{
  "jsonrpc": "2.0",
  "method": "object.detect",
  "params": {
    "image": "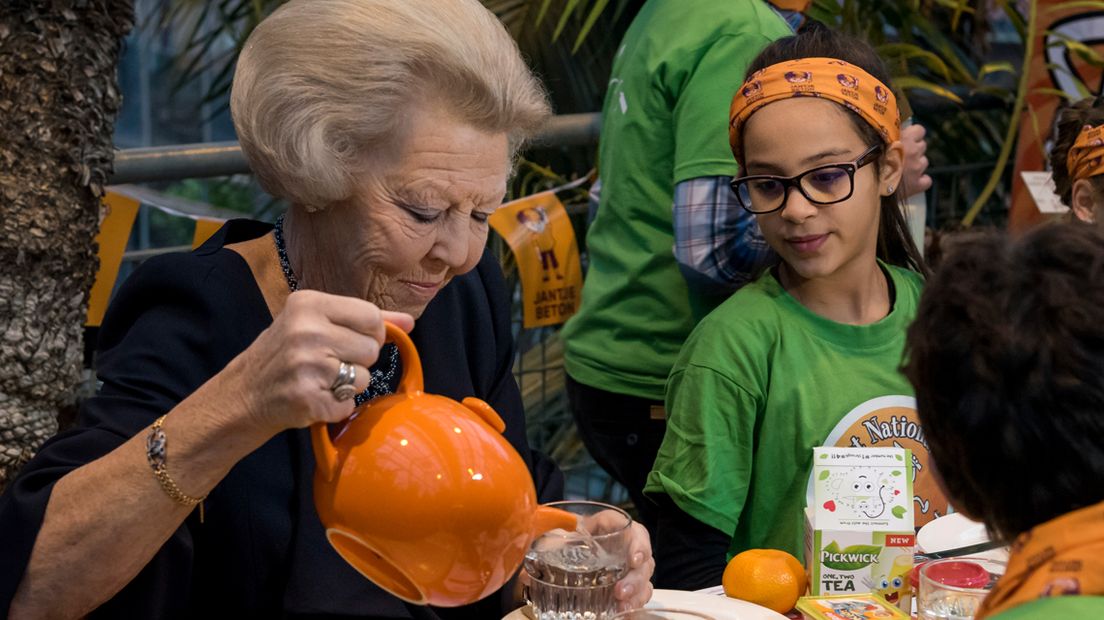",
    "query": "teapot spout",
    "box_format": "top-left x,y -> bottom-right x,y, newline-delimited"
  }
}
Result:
531,505 -> 578,538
